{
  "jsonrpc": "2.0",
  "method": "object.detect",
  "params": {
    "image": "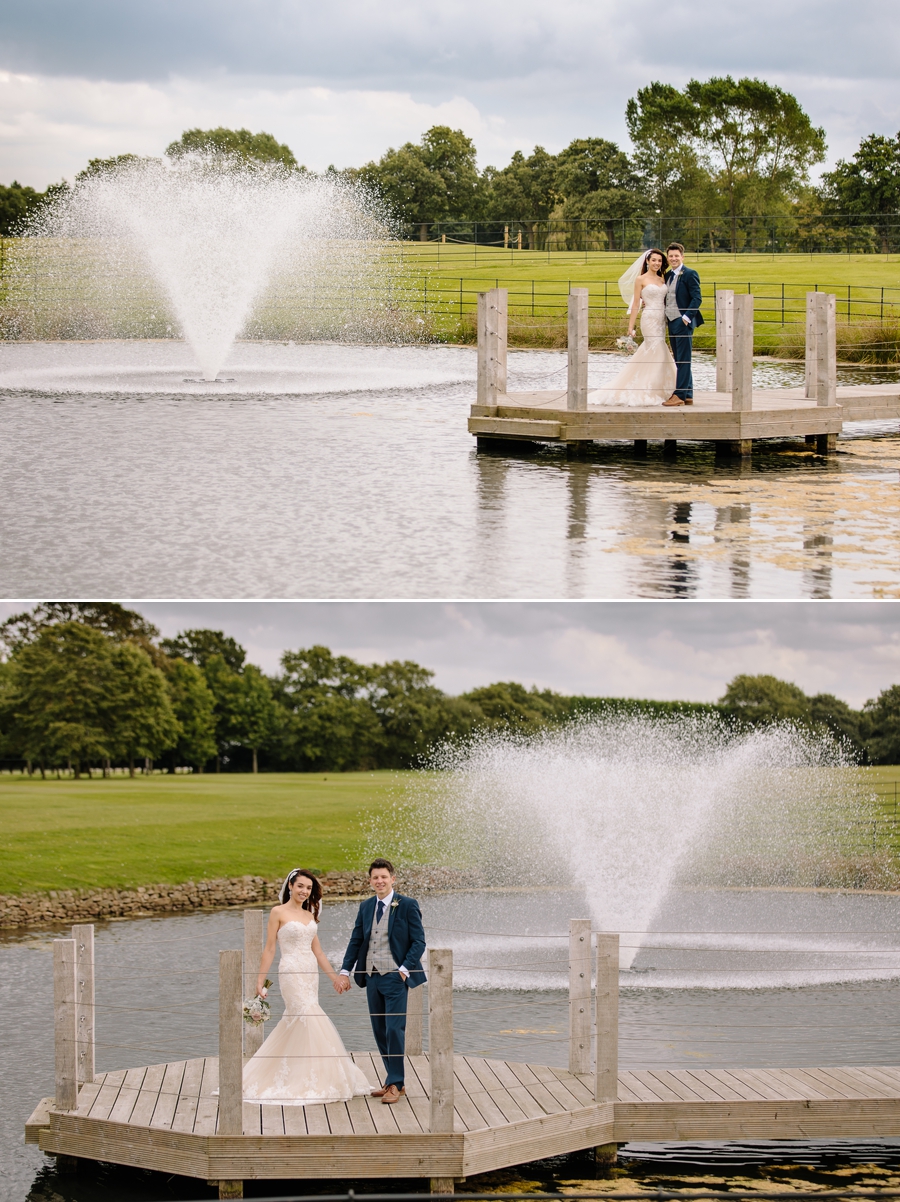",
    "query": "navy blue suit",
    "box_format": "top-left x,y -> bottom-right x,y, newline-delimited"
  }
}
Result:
665,266 -> 704,400
341,893 -> 426,1088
